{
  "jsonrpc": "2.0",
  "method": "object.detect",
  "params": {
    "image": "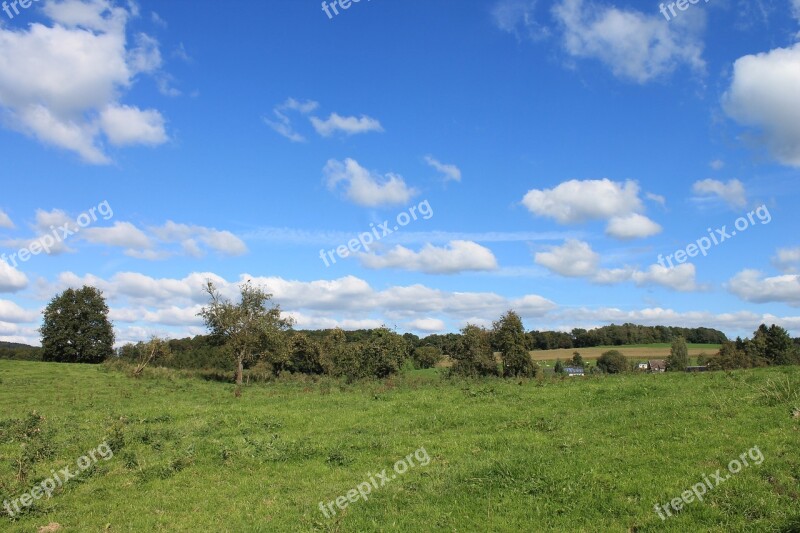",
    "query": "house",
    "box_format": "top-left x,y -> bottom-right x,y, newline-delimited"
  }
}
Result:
648,360 -> 667,373
637,362 -> 648,370
564,366 -> 585,377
